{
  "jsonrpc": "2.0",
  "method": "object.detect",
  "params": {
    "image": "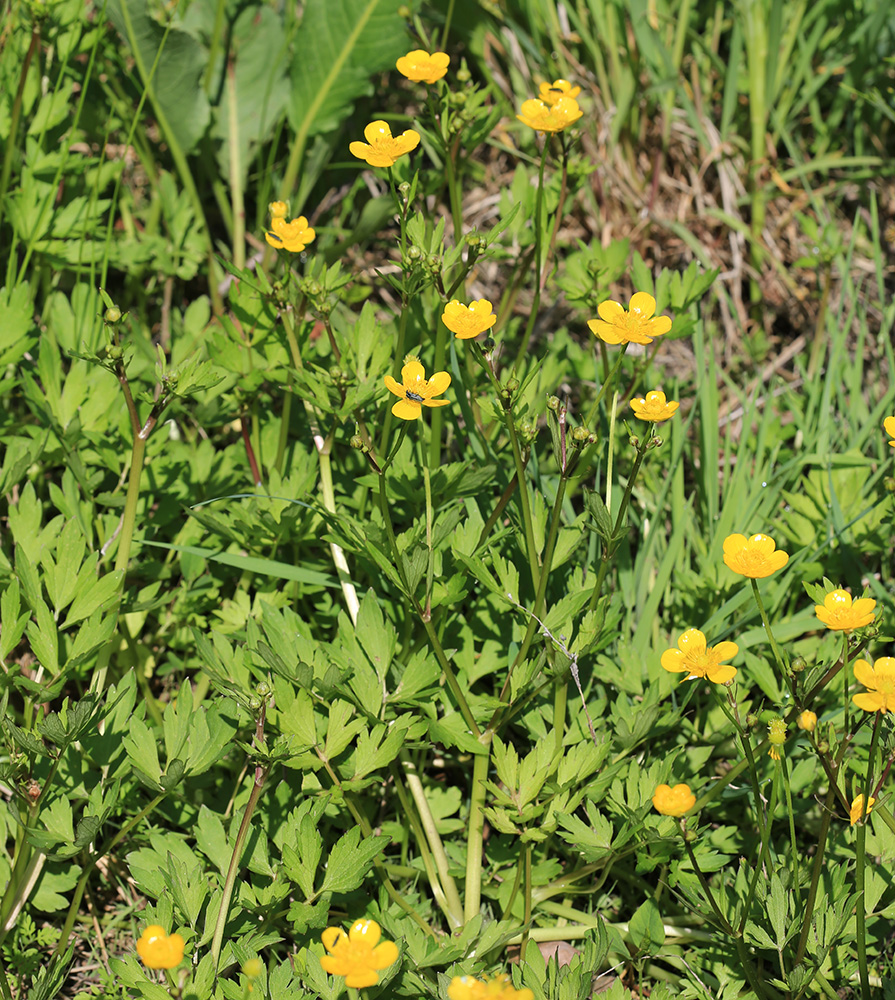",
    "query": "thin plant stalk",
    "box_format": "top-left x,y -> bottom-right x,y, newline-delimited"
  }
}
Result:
401,756 -> 464,928
464,735 -> 491,922
514,140 -> 550,370
855,712 -> 881,1000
